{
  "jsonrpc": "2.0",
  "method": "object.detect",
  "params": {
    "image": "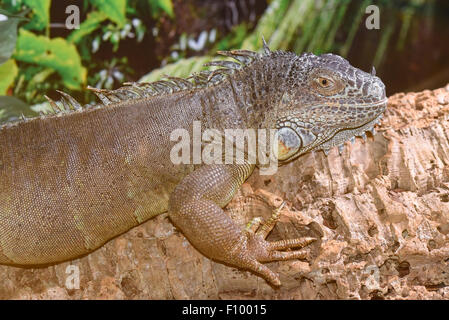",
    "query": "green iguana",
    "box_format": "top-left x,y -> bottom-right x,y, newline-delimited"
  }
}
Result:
0,42 -> 386,286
